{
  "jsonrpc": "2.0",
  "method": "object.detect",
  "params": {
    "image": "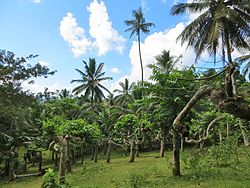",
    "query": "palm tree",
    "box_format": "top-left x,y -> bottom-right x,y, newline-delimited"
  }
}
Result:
149,50 -> 182,75
125,7 -> 155,83
171,0 -> 250,97
113,78 -> 135,107
71,58 -> 112,108
235,54 -> 250,80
